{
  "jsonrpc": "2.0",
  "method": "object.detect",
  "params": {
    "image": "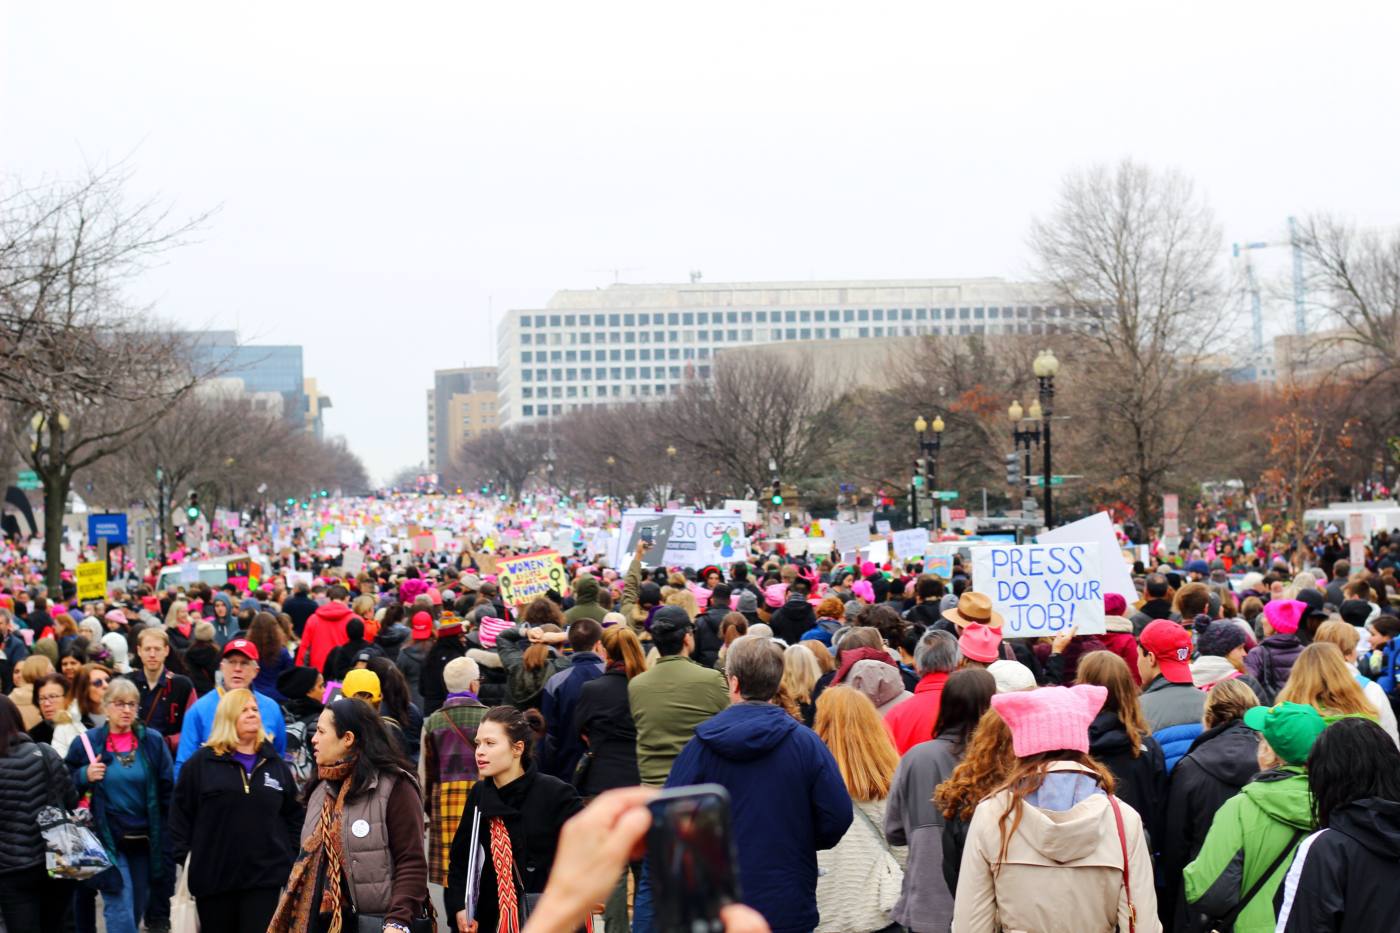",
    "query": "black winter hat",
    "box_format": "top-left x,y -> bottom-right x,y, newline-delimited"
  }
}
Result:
277,665 -> 319,698
1197,621 -> 1248,658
